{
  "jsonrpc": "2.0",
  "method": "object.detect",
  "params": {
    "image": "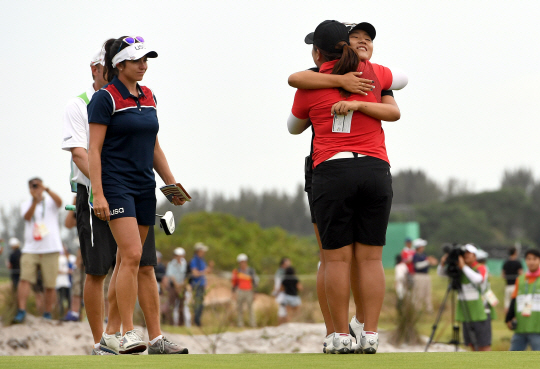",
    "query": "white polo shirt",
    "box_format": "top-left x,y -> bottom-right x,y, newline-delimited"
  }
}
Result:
20,194 -> 63,254
61,85 -> 96,188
